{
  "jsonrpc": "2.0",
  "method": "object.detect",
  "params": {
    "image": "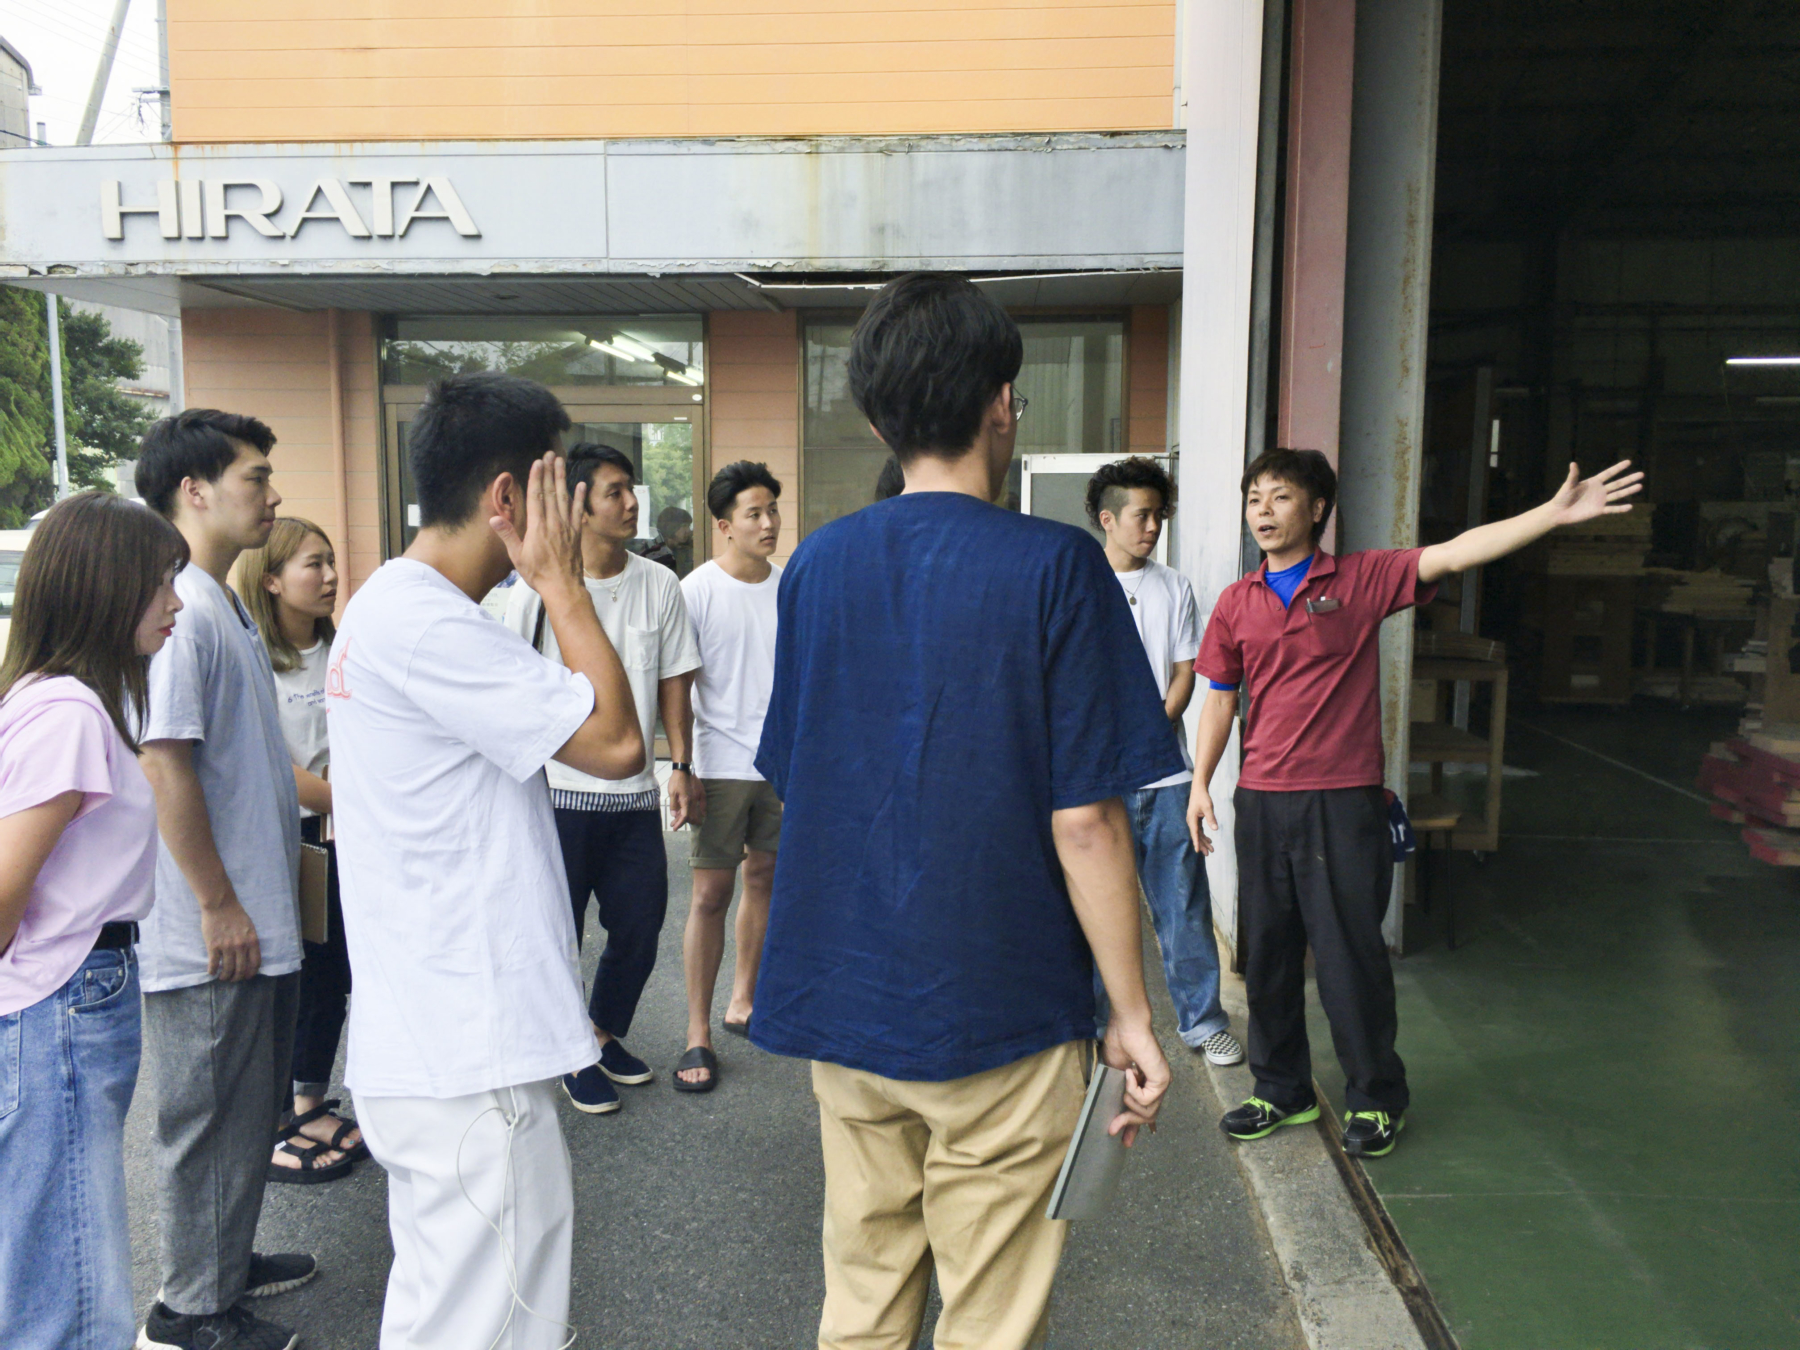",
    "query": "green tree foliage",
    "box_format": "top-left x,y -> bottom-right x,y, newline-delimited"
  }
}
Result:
56,301 -> 155,492
0,287 -> 53,528
0,293 -> 156,525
